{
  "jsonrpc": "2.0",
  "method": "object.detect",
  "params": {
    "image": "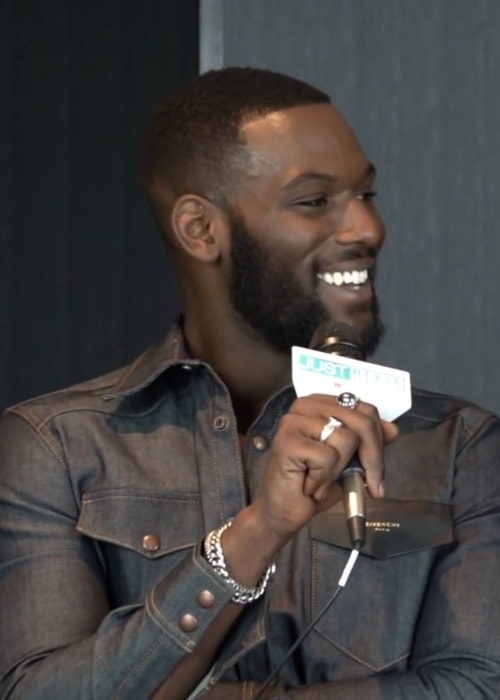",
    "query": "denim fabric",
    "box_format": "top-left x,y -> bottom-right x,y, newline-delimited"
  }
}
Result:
1,324 -> 500,699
